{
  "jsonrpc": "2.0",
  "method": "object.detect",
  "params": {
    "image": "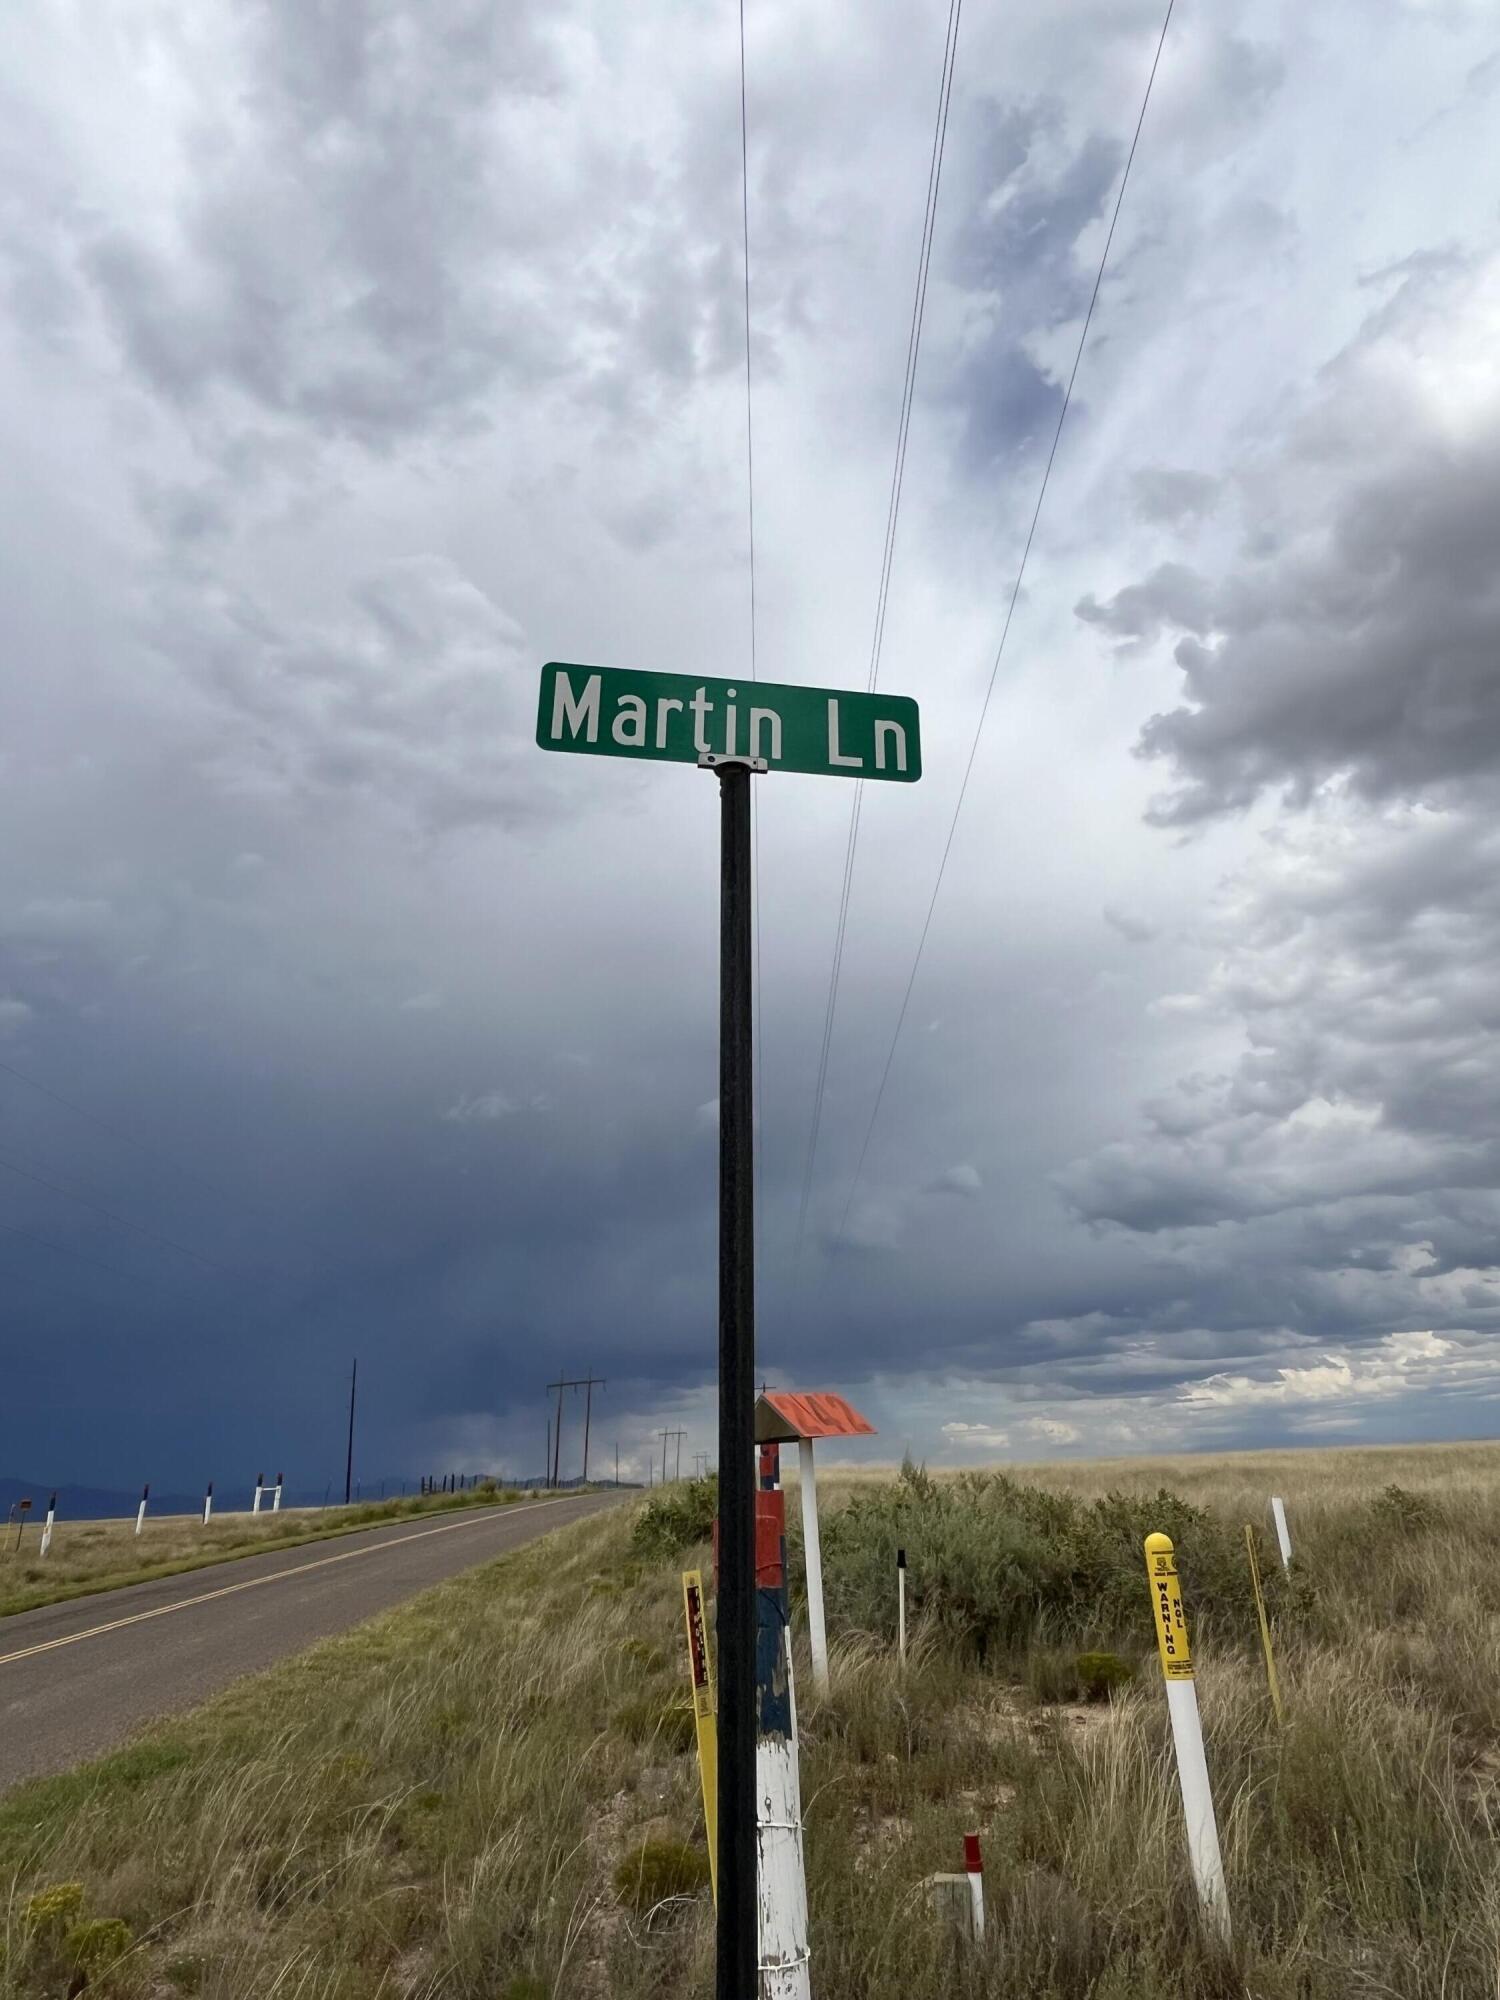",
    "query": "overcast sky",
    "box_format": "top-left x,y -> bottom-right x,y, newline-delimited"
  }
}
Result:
3,1 -> 1499,1493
